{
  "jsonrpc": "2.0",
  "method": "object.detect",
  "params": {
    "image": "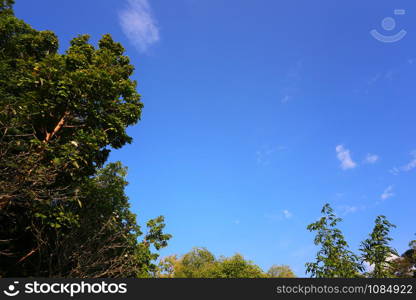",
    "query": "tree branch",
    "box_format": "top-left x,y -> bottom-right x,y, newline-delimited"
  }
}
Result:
44,111 -> 70,143
17,247 -> 39,263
